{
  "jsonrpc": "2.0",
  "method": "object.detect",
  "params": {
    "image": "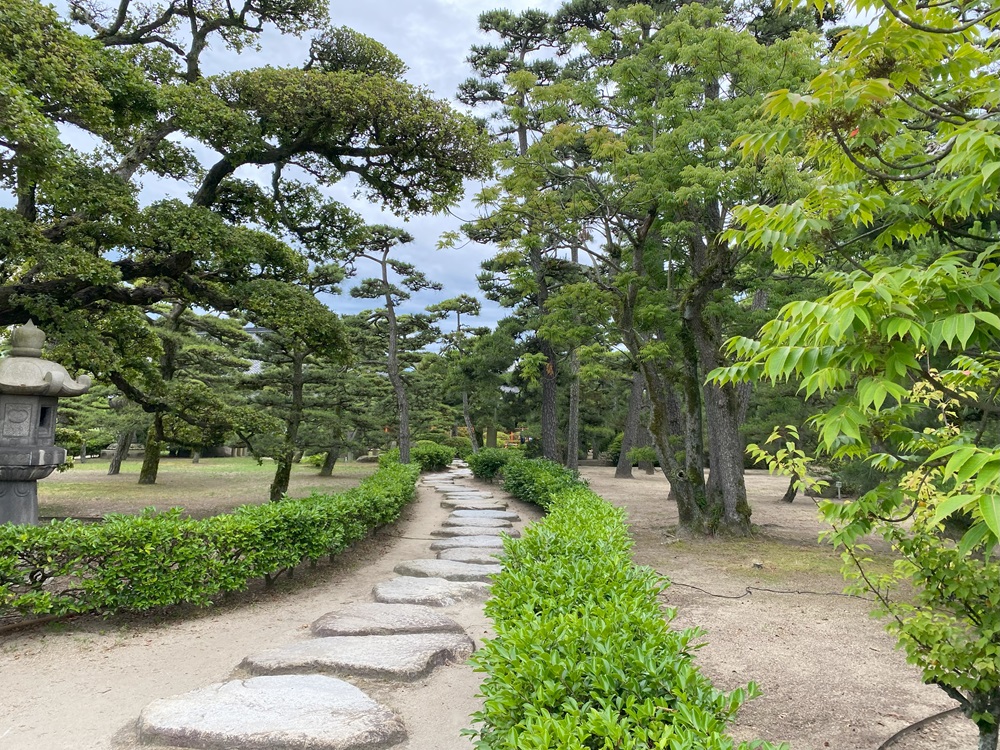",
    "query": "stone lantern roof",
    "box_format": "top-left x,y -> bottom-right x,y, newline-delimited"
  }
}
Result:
0,321 -> 92,397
